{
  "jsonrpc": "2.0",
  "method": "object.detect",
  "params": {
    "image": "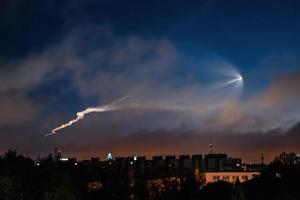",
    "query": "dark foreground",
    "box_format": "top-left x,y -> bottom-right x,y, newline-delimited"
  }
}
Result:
0,150 -> 299,200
